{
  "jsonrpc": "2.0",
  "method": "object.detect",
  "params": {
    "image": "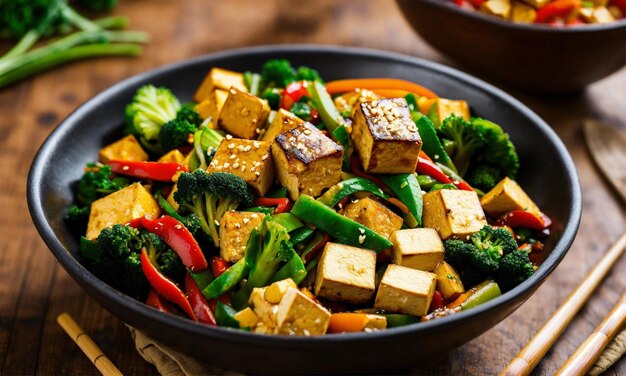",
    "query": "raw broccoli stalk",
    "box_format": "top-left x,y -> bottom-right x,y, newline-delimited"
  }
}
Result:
470,225 -> 518,260
76,163 -> 129,205
232,220 -> 298,309
496,250 -> 534,292
439,114 -> 485,177
466,165 -> 502,192
174,170 -> 254,247
444,239 -> 499,288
